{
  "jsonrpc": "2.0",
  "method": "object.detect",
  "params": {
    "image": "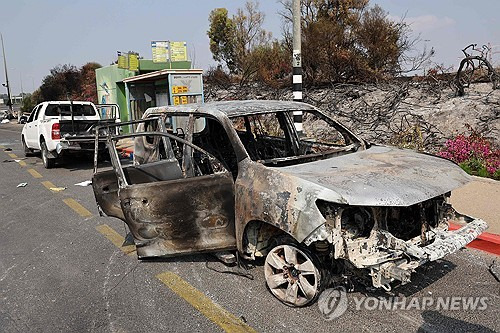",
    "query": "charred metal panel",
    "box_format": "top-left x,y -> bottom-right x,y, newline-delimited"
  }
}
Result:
235,159 -> 346,251
275,145 -> 471,206
92,169 -> 125,220
119,172 -> 236,258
